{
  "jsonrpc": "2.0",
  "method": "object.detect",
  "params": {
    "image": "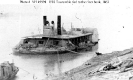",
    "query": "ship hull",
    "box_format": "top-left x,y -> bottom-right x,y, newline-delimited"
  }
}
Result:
13,48 -> 72,54
13,42 -> 98,54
